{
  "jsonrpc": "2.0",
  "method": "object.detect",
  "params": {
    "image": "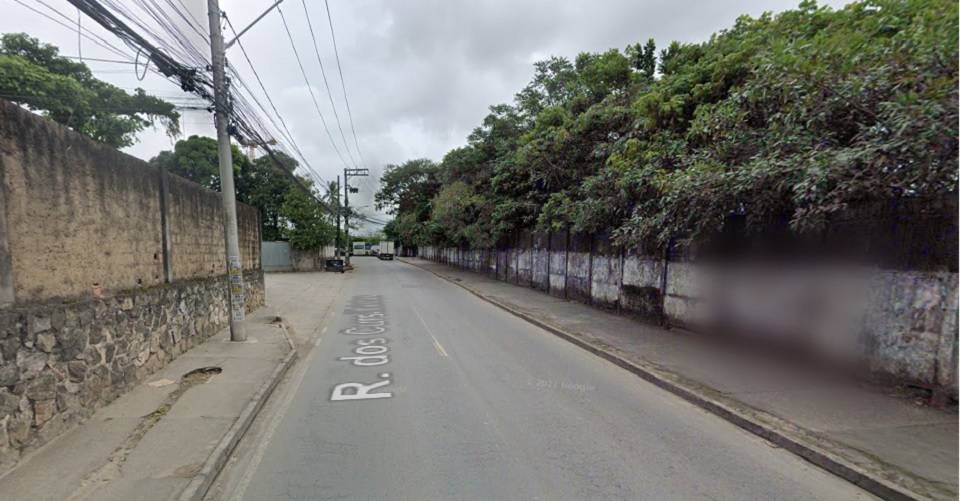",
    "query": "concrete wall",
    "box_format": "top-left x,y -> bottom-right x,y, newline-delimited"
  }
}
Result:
621,252 -> 664,320
590,235 -> 620,309
548,230 -> 567,298
262,241 -> 293,272
261,241 -> 337,272
531,232 -> 550,292
565,234 -> 592,304
419,225 -> 959,398
1,103 -> 165,301
0,100 -> 265,471
0,100 -> 261,301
